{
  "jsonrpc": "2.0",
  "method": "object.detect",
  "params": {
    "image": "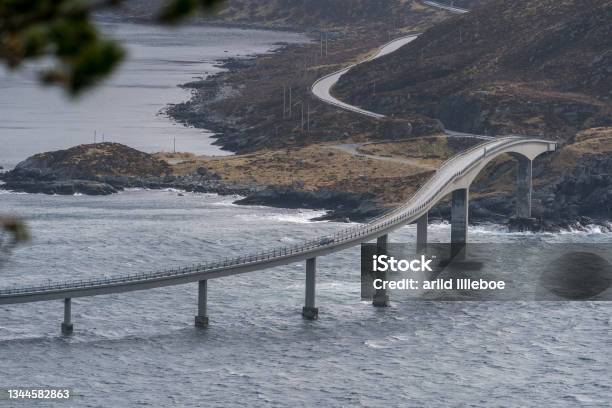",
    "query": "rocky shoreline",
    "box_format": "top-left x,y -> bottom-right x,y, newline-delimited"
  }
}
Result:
4,168 -> 610,231
165,56 -> 256,152
3,3 -> 610,232
0,143 -> 384,222
0,172 -> 385,223
2,142 -> 611,231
